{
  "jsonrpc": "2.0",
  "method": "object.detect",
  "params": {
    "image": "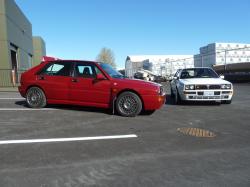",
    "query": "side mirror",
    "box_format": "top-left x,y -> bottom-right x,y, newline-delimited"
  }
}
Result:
220,75 -> 225,79
173,76 -> 179,80
96,73 -> 107,80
